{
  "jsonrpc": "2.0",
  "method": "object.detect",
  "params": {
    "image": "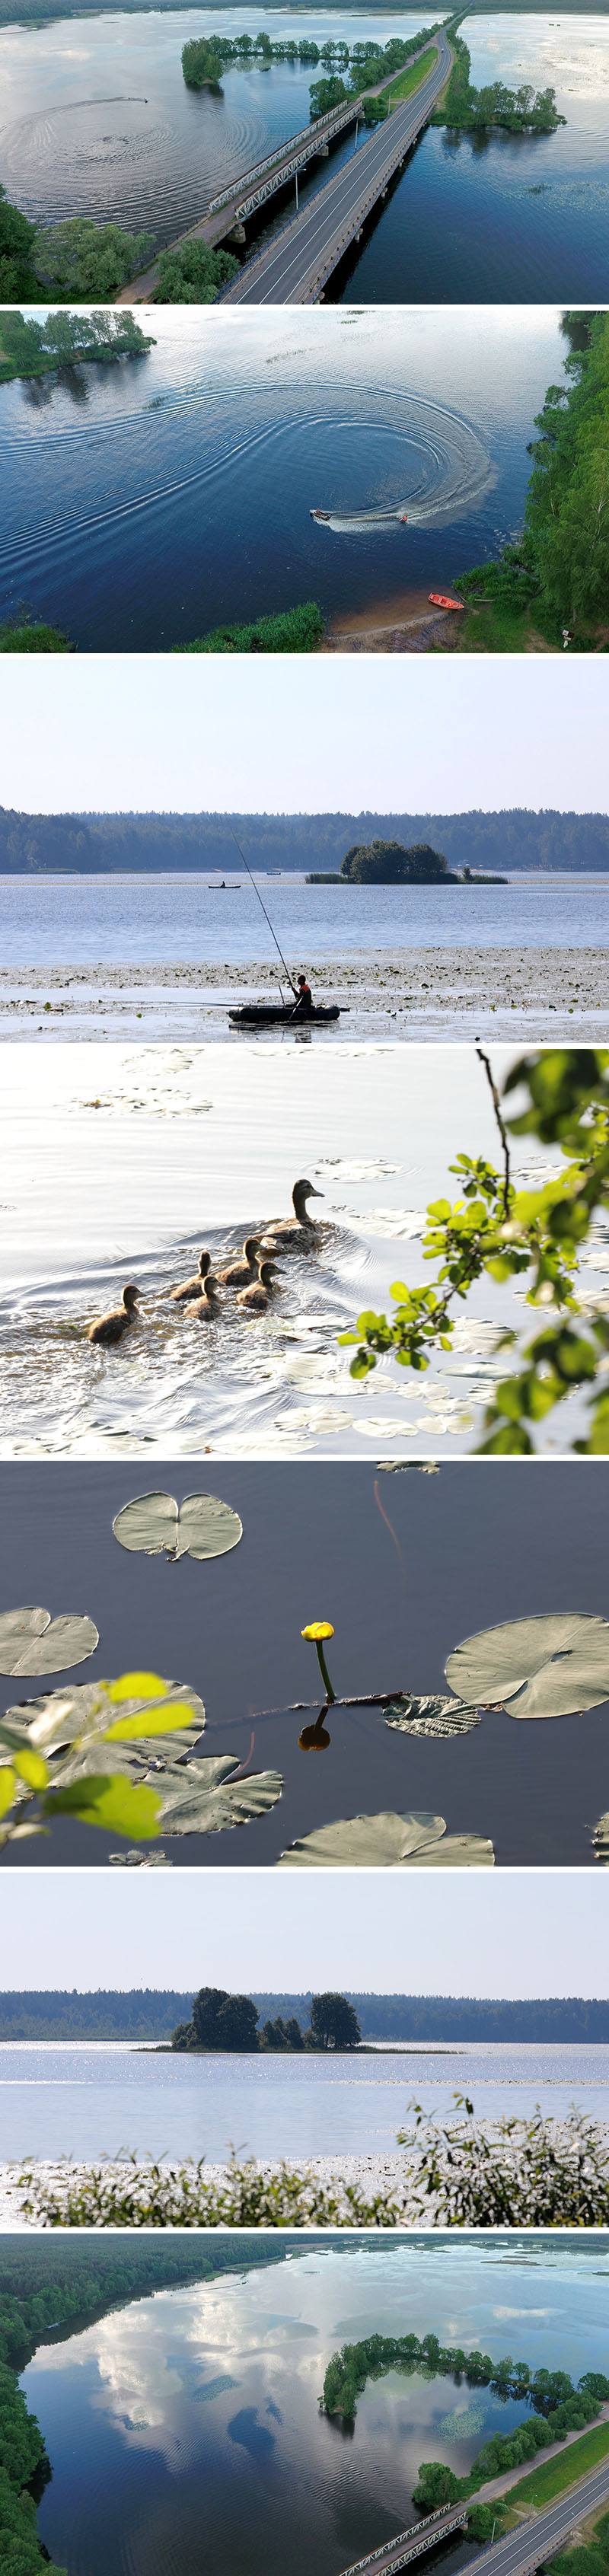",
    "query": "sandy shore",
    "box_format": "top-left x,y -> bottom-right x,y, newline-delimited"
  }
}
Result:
1,948 -> 607,1043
